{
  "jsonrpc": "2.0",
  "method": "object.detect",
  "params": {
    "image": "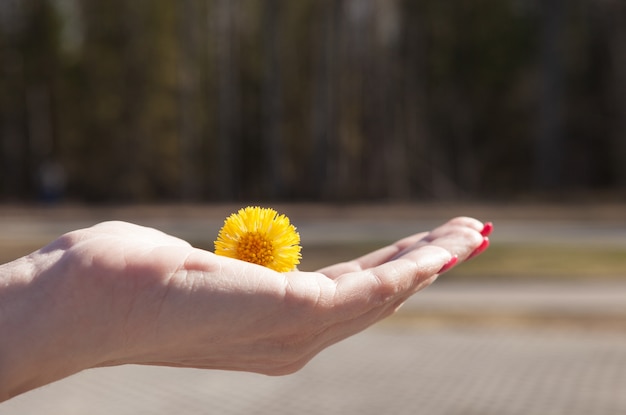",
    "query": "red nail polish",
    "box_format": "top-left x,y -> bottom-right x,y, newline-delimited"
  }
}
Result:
468,237 -> 490,259
480,222 -> 494,237
438,255 -> 458,274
